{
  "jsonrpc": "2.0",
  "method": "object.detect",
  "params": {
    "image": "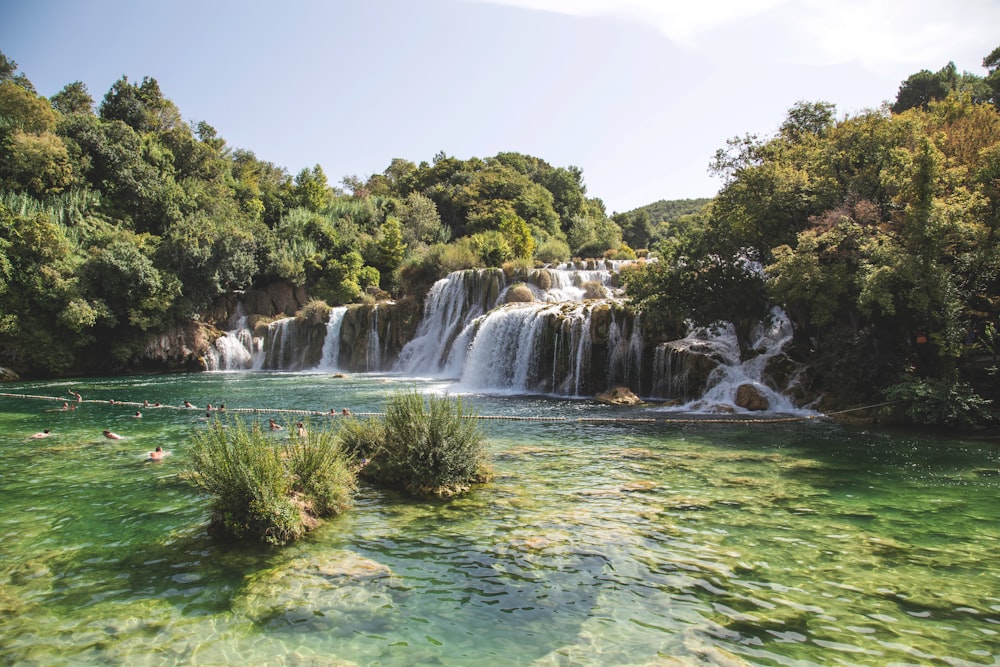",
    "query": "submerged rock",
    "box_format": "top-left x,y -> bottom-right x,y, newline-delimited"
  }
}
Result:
595,386 -> 643,405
